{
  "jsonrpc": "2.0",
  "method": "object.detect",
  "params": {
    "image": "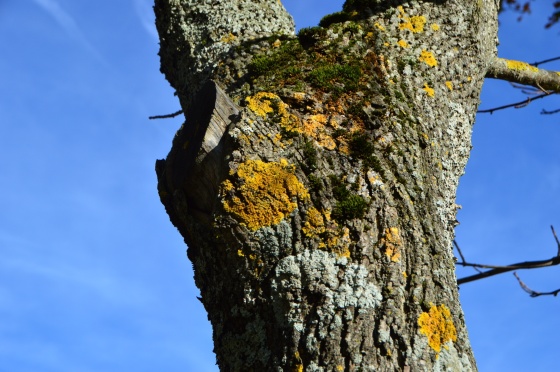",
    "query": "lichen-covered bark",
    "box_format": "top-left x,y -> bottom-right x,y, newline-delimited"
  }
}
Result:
154,0 -> 499,370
